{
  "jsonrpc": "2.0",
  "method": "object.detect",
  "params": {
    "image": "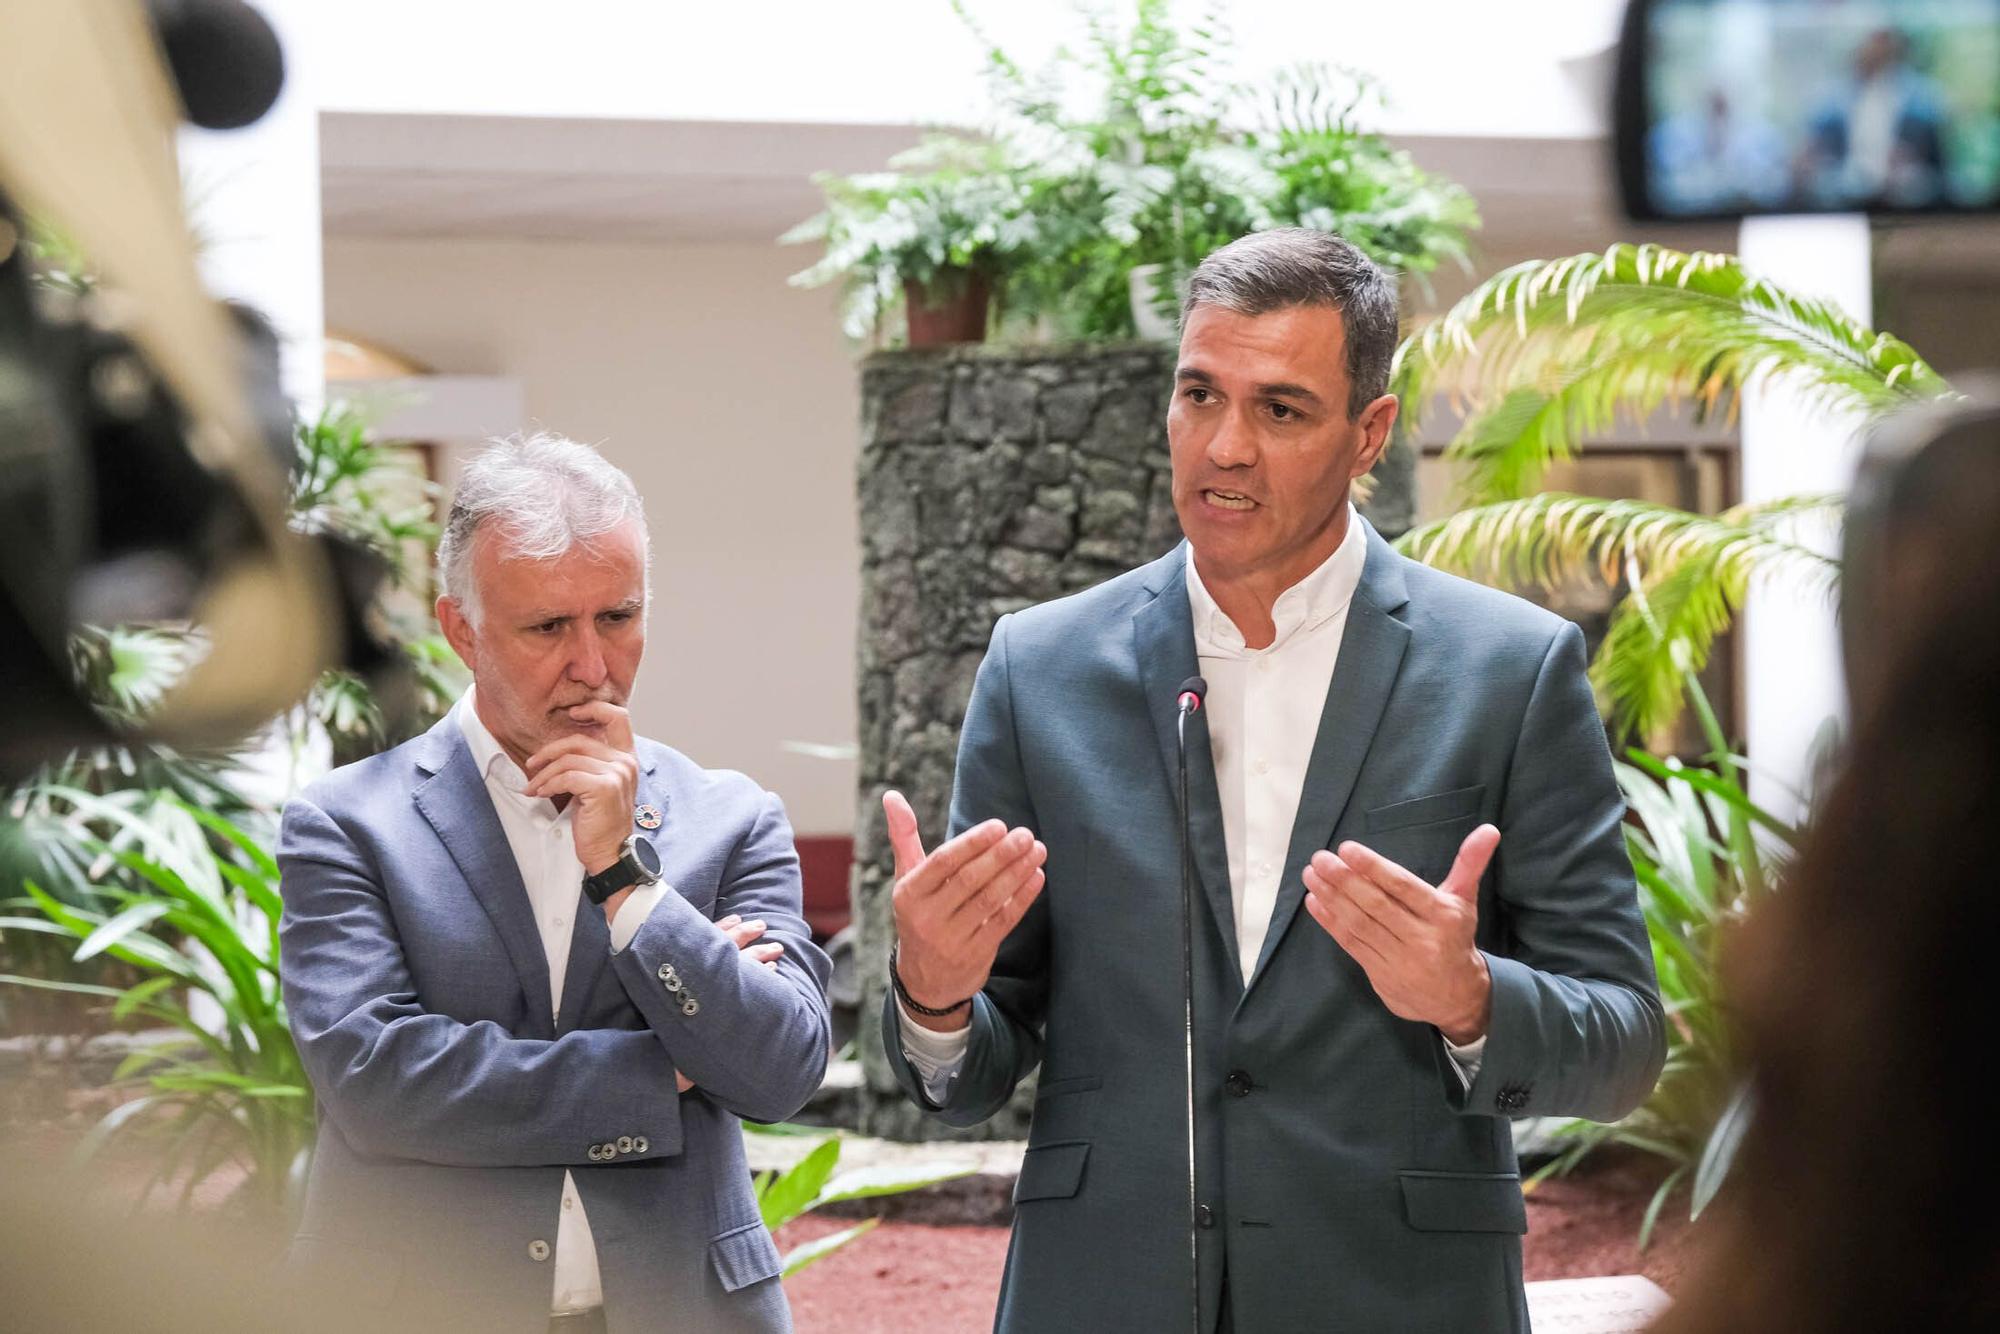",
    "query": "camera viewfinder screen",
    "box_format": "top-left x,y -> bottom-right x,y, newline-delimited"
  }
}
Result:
1645,0 -> 2000,216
